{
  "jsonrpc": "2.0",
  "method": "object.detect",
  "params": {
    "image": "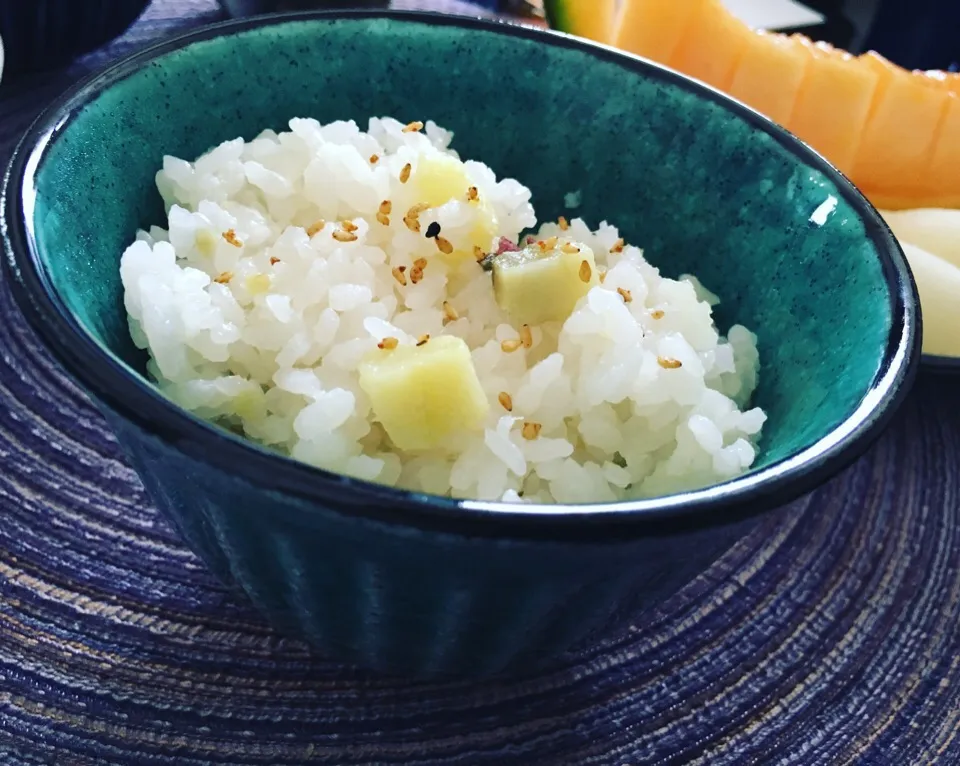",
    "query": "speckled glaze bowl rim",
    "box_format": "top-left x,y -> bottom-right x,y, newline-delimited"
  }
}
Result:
1,10 -> 920,543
